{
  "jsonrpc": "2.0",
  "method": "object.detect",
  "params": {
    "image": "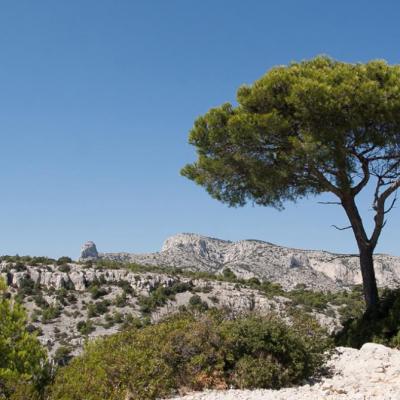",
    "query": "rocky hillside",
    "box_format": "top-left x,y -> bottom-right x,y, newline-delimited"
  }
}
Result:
1,233 -> 399,363
82,233 -> 400,291
1,255 -> 346,361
